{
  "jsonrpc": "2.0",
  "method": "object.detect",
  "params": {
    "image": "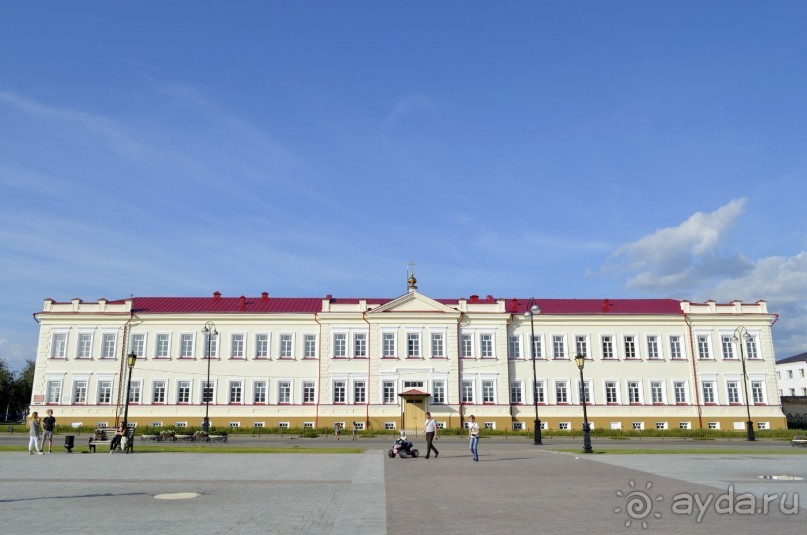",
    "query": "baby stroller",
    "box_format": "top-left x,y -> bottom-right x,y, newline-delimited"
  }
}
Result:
388,432 -> 419,458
